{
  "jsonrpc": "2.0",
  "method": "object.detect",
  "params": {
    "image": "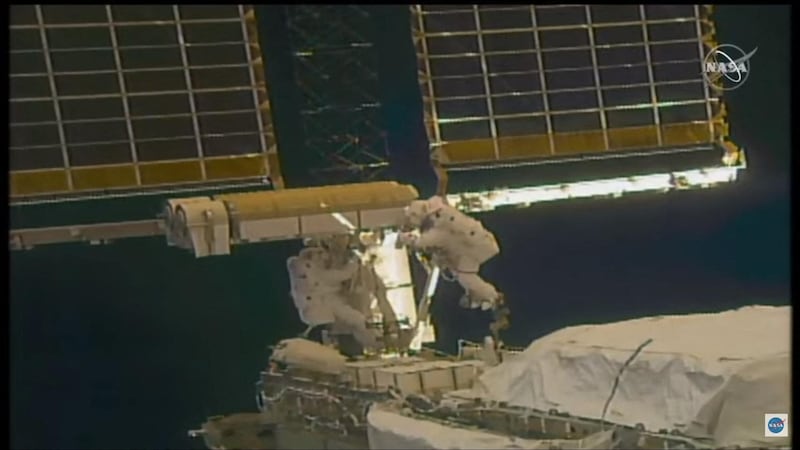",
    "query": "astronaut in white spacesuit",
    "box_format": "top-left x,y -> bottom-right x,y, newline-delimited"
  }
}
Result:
399,196 -> 504,312
286,238 -> 380,353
